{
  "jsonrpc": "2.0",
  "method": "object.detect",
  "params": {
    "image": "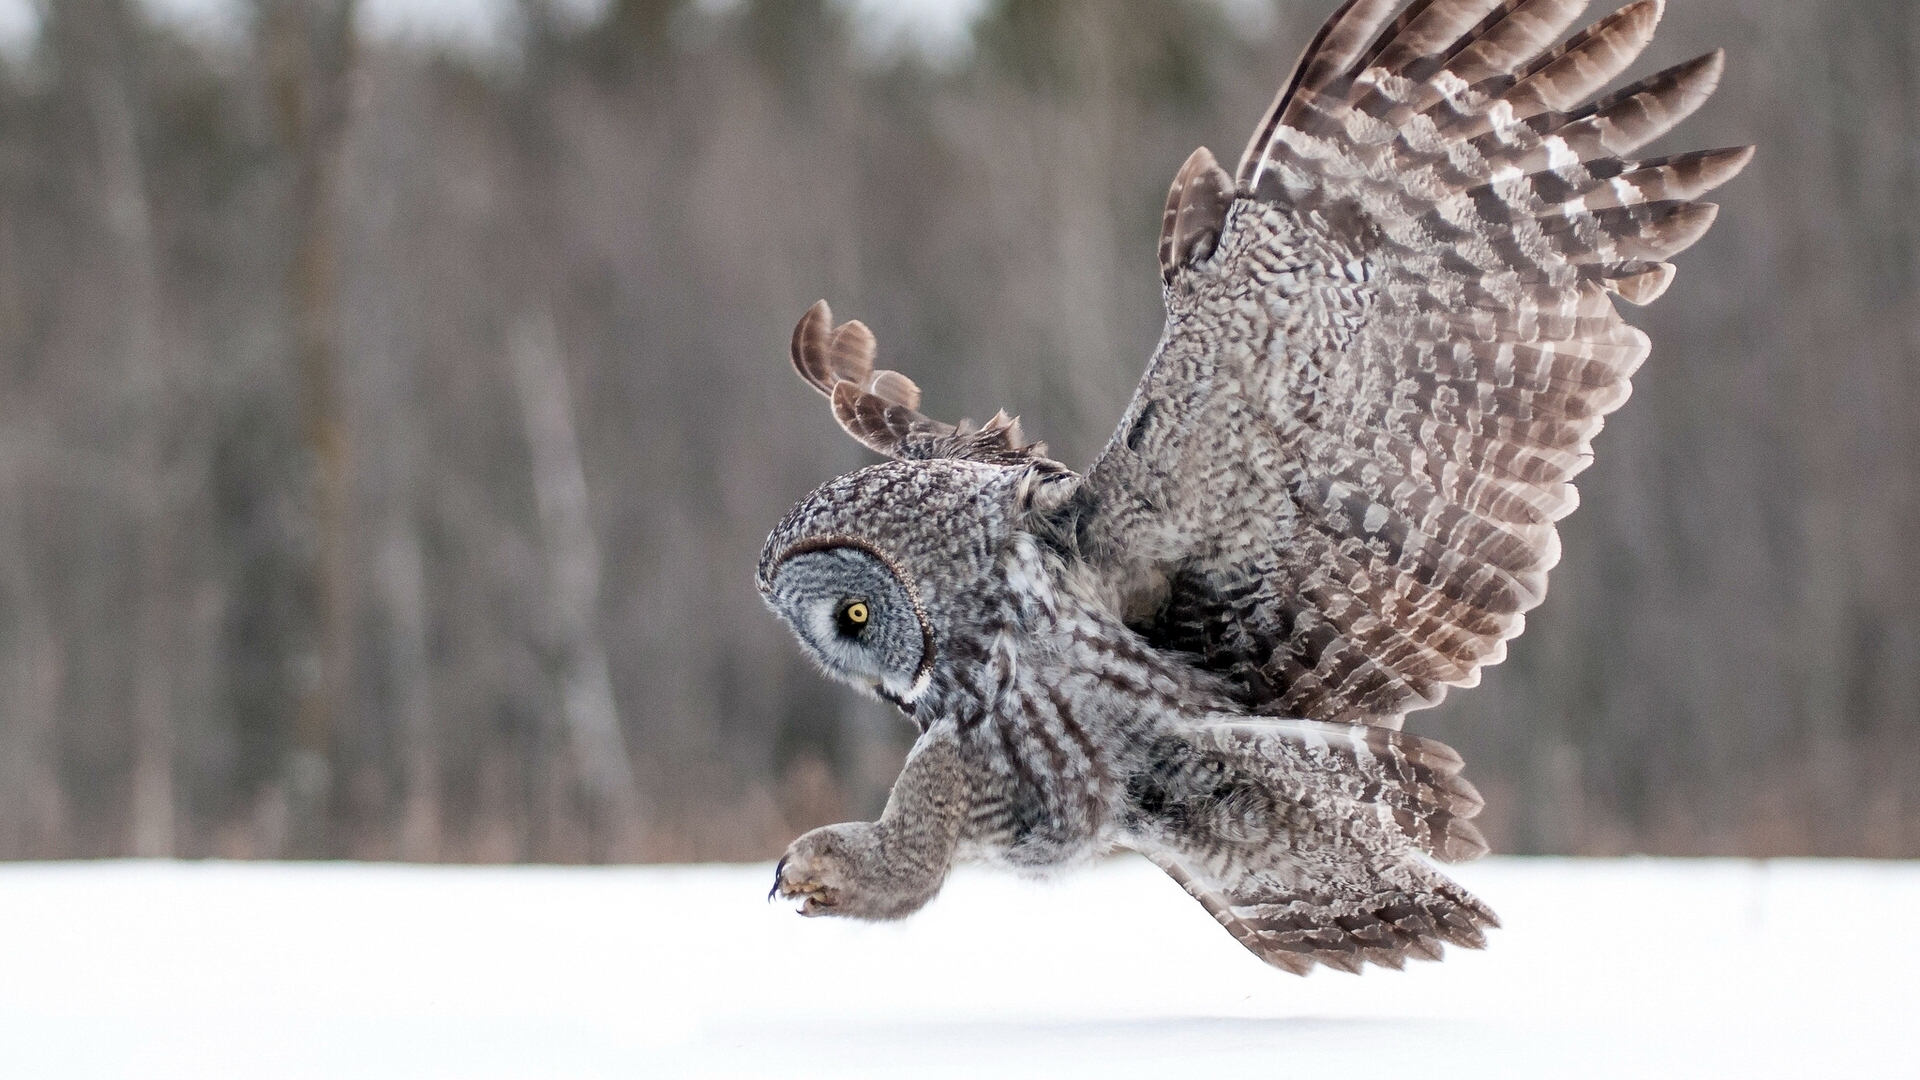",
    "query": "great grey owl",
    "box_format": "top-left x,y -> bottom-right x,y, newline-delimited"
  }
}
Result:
760,0 -> 1750,974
